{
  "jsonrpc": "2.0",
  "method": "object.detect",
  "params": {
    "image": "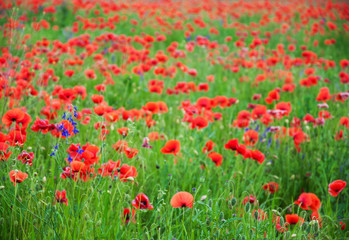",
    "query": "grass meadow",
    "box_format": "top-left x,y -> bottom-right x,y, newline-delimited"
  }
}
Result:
0,0 -> 348,239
